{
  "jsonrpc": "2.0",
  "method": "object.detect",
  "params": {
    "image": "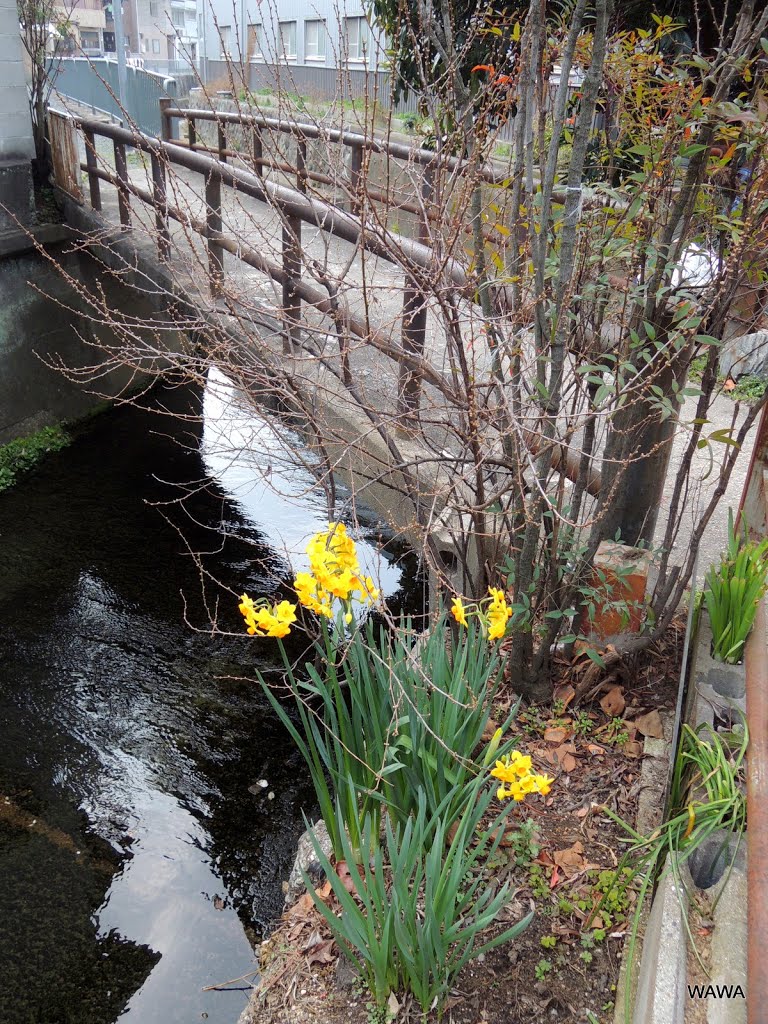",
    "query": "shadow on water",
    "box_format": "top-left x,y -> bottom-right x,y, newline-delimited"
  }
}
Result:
0,372 -> 424,1024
